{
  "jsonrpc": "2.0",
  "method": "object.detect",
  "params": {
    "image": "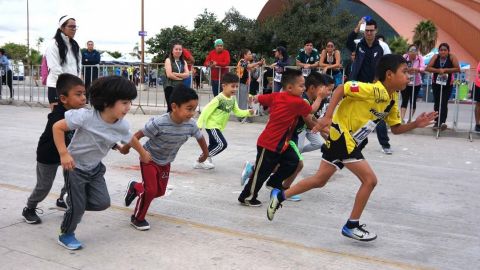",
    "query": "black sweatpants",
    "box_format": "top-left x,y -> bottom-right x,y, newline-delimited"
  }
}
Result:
206,129 -> 227,157
432,83 -> 452,125
238,145 -> 299,202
